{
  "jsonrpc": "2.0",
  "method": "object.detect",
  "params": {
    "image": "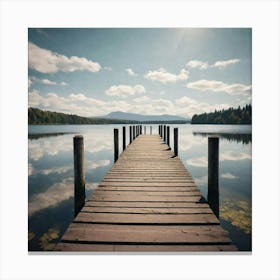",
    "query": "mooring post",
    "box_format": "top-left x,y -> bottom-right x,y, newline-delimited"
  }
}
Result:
133,126 -> 135,140
174,128 -> 178,156
73,135 -> 85,217
122,126 -> 126,151
140,125 -> 142,135
144,126 -> 146,134
160,125 -> 163,138
150,126 -> 152,135
158,125 -> 160,135
208,136 -> 219,218
114,128 -> 119,162
129,126 -> 132,144
167,126 -> 170,147
163,125 -> 166,142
